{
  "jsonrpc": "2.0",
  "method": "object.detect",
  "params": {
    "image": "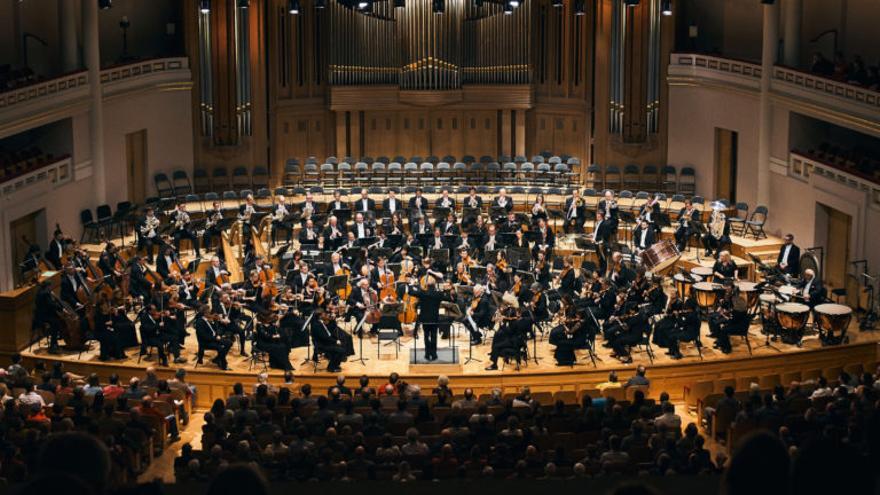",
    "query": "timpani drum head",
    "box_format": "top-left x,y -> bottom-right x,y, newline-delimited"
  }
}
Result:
759,294 -> 779,304
814,303 -> 852,316
776,302 -> 810,314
